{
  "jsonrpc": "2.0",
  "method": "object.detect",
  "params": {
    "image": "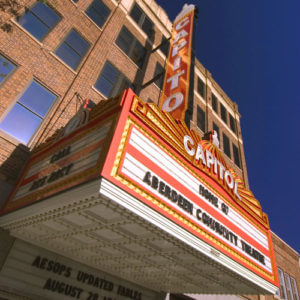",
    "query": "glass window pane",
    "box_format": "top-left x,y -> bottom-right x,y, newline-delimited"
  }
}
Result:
230,114 -> 236,133
86,0 -> 111,28
130,4 -> 142,24
213,123 -> 219,139
278,268 -> 288,300
115,27 -> 133,55
95,76 -> 113,97
220,103 -> 227,123
197,106 -> 205,132
18,12 -> 49,40
291,277 -> 299,300
142,17 -> 153,36
233,144 -> 241,168
131,41 -> 145,68
31,2 -> 61,28
56,43 -> 81,69
0,55 -> 16,84
223,133 -> 231,158
154,62 -> 164,89
212,93 -> 218,113
160,36 -> 170,56
18,81 -> 56,117
197,77 -> 205,98
101,62 -> 118,83
65,30 -> 90,56
18,2 -> 60,40
0,103 -> 42,144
